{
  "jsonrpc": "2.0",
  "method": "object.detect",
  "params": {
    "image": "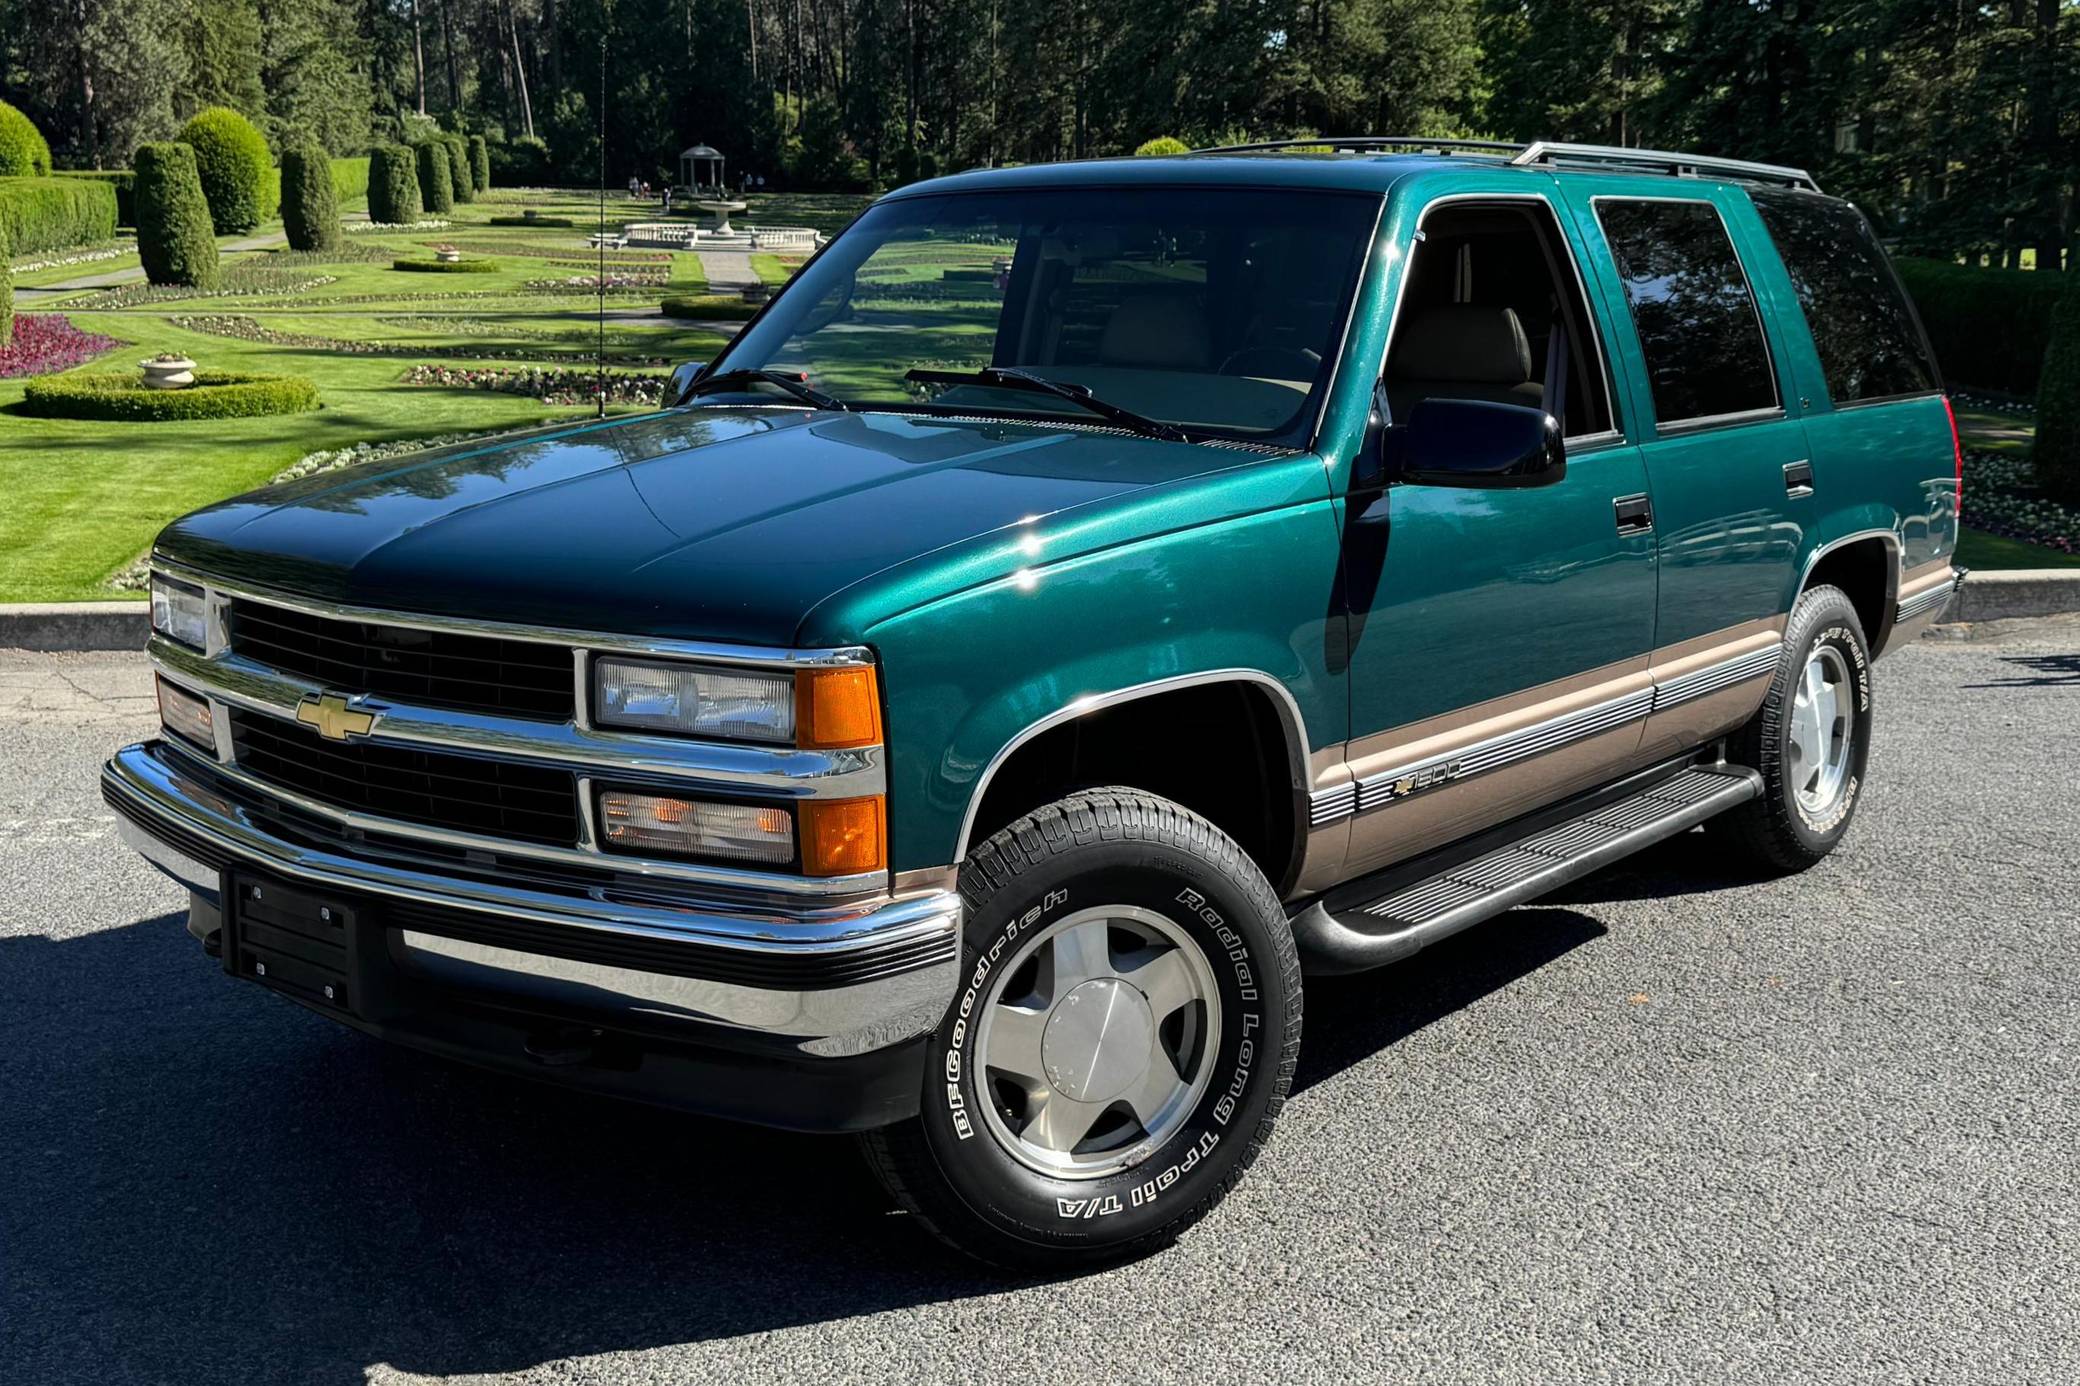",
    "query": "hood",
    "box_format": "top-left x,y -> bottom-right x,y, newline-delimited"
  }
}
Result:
155,407 -> 1278,645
